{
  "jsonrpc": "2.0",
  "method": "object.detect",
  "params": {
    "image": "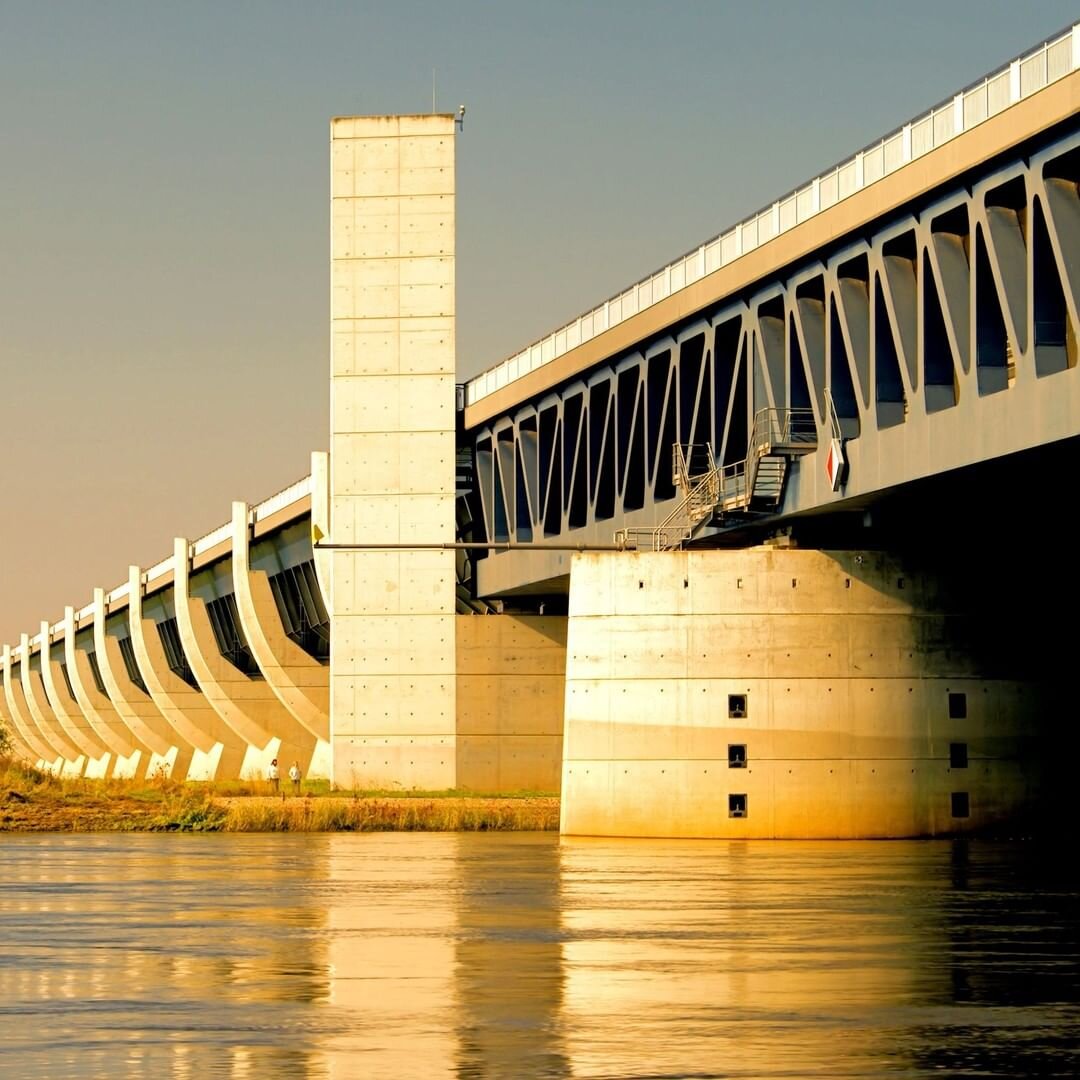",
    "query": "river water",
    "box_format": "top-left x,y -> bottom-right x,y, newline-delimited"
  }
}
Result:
0,833 -> 1076,1079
